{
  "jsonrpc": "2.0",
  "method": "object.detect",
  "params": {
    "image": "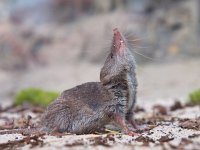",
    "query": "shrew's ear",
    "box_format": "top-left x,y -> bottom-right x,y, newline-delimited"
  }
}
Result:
100,75 -> 111,86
